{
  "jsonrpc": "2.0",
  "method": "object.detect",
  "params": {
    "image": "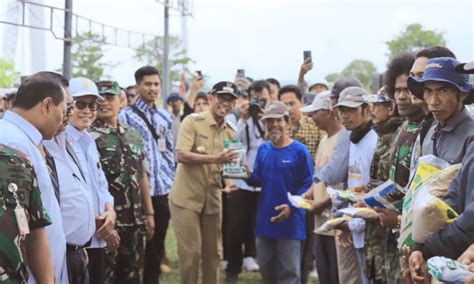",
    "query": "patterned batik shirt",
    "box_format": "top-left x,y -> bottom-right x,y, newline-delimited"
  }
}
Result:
0,144 -> 51,283
89,119 -> 146,227
289,114 -> 325,161
119,98 -> 175,196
